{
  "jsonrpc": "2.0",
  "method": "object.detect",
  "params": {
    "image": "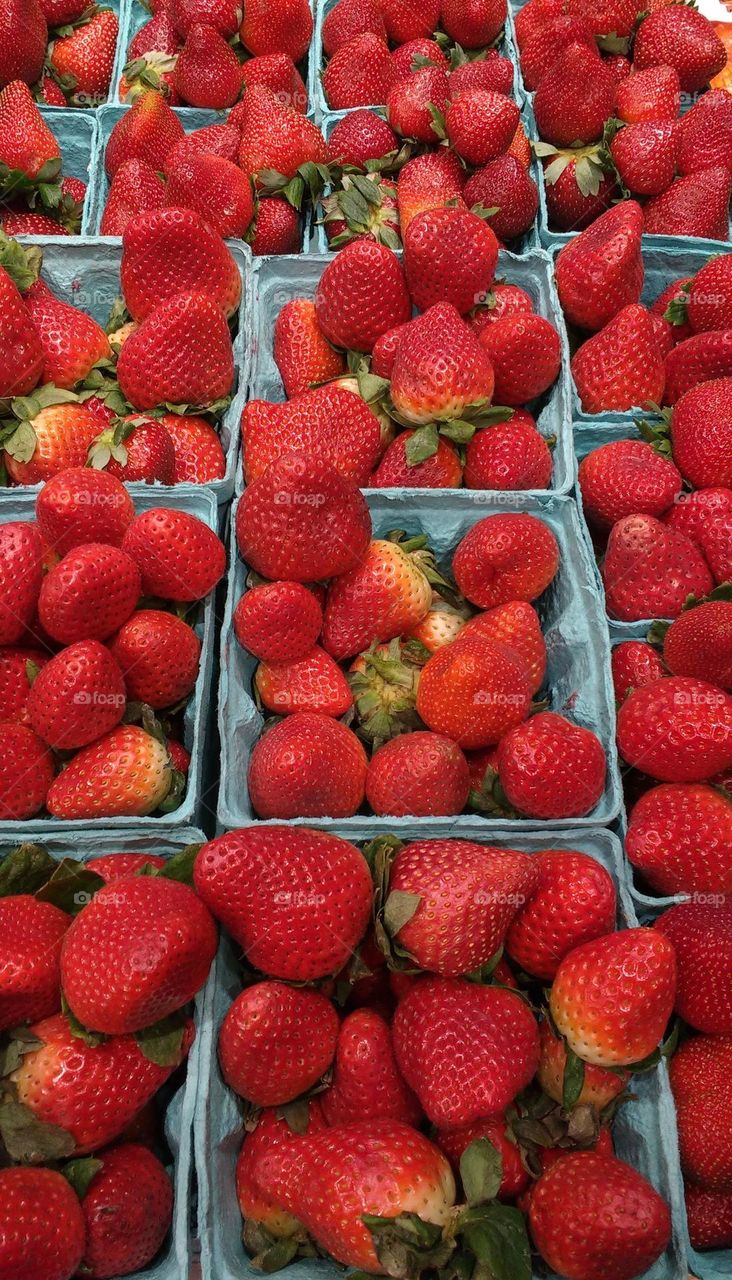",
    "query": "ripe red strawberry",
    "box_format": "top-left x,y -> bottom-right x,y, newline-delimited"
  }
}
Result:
655,900 -> 732,1035
471,287 -> 533,331
0,646 -> 49,723
322,537 -> 433,661
121,206 -> 241,322
0,0 -> 47,88
6,400 -> 106,486
634,7 -> 727,93
234,581 -> 323,663
555,201 -> 644,332
677,90 -> 732,177
687,255 -> 732,333
448,49 -> 512,98
686,1184 -> 732,1251
537,1019 -> 628,1111
543,151 -> 617,232
610,120 -> 678,198
386,67 -> 450,143
110,609 -> 201,708
327,108 -> 399,168
27,639 -> 125,750
249,713 -> 368,819
194,826 -> 372,979
321,1008 -> 421,1126
397,149 -> 467,235
249,195 -> 302,254
700,509 -> 732,585
171,0 -> 240,37
611,640 -> 665,705
105,92 -> 186,179
463,415 -> 553,490
174,23 -> 242,108
163,121 -> 240,176
520,14 -> 596,90
61,876 -> 216,1034
49,8 -> 119,106
390,303 -> 495,423
0,1167 -> 84,1280
23,278 -> 111,391
90,417 -> 176,486
0,80 -> 60,180
365,733 -> 469,816
478,313 -> 561,405
662,600 -> 732,691
0,722 -> 54,818
239,0 -> 313,62
236,1103 -> 327,1237
445,89 -> 520,167
128,7 -> 181,56
514,0 -> 565,49
578,439 -> 682,529
437,1113 -> 529,1198
464,155 -> 539,243
643,167 -> 732,241
461,599 -> 546,694
372,321 -> 410,376
530,1152 -> 671,1280
441,0 -> 506,47
370,432 -> 463,487
404,208 -> 498,316
122,507 -> 225,602
38,543 -> 140,647
602,515 -> 713,622
652,275 -> 694,345
46,723 -> 175,818
76,1143 -> 174,1279
416,633 -> 531,749
100,158 -> 167,236
273,299 -> 346,398
0,894 -> 68,1032
322,0 -> 386,56
117,291 -> 234,410
156,412 -> 225,484
0,208 -> 68,236
219,982 -> 338,1105
393,977 -> 539,1126
615,64 -> 680,124
9,1011 -> 193,1153
86,853 -> 166,881
506,848 -> 616,981
453,513 -> 559,610
665,331 -> 732,404
165,153 -> 254,239
256,646 -> 353,717
572,305 -> 667,413
241,386 -> 383,485
0,263 -> 43,398
617,677 -> 732,782
36,468 -> 134,554
0,521 -> 43,644
381,0 -> 440,42
314,239 -> 410,352
670,1034 -> 732,1192
40,74 -> 68,105
667,378 -> 732,488
236,454 -> 370,582
534,44 -> 613,148
497,712 -> 606,819
323,33 -> 396,110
